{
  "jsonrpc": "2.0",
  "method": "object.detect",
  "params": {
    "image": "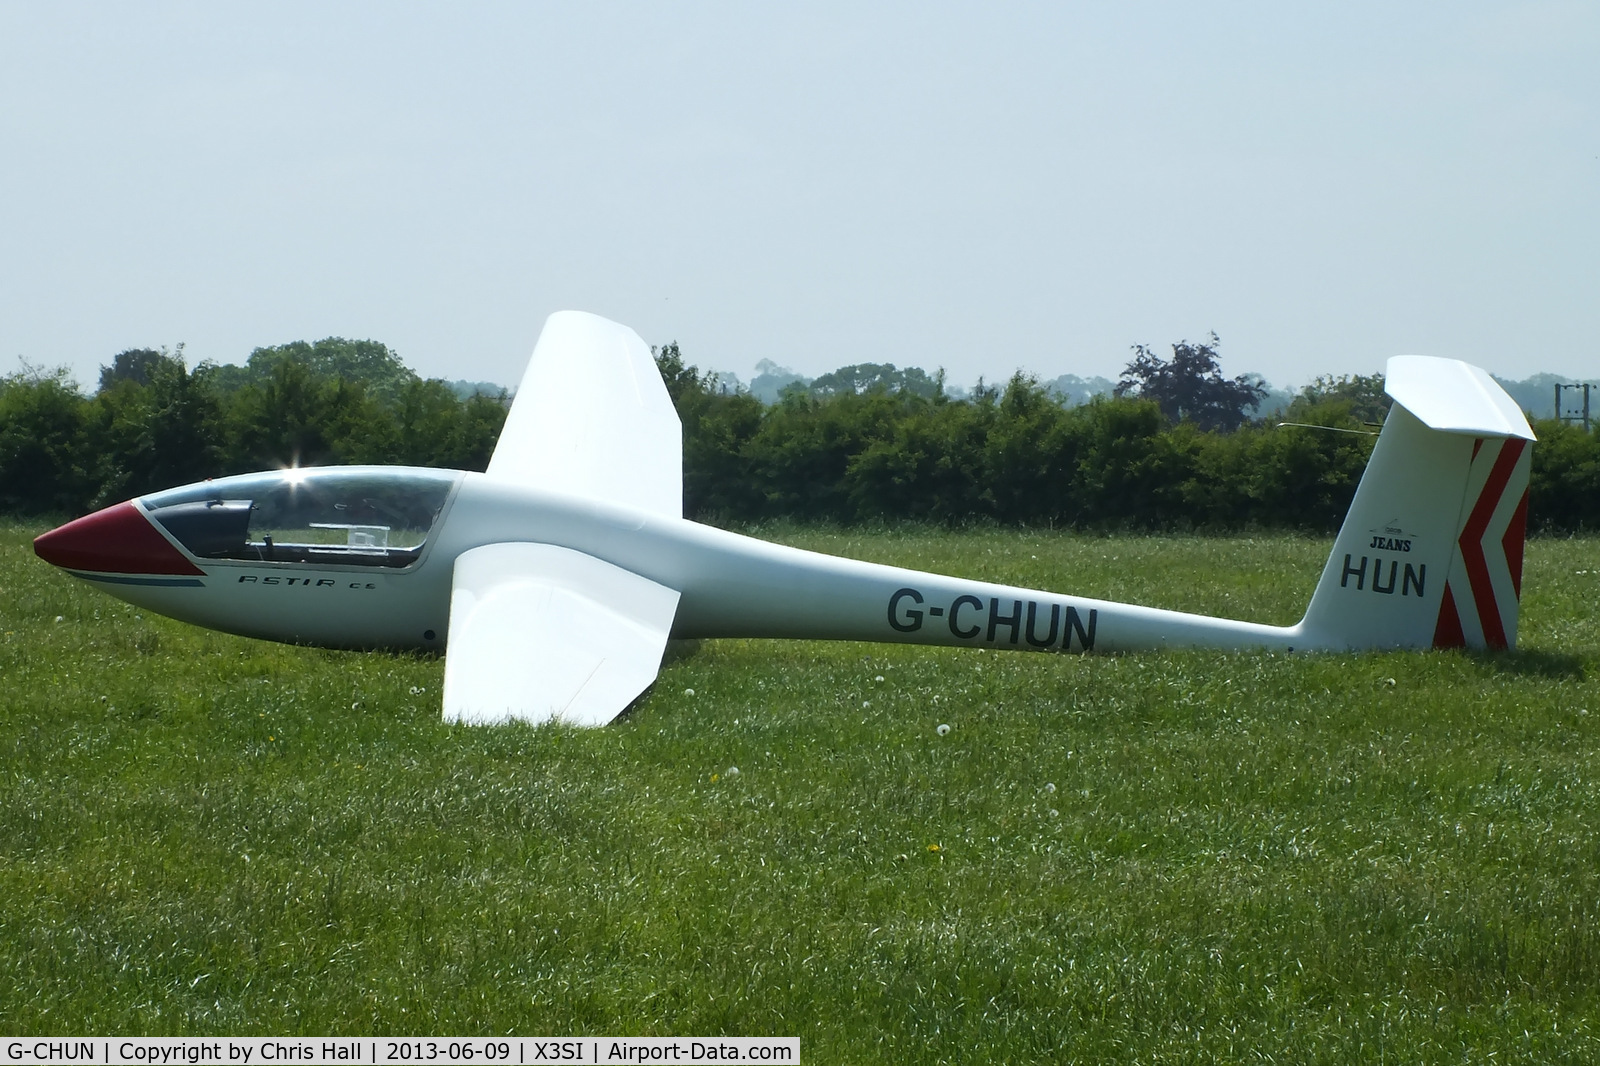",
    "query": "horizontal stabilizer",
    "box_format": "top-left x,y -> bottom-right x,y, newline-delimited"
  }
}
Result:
443,542 -> 681,727
1385,355 -> 1534,440
487,311 -> 683,516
